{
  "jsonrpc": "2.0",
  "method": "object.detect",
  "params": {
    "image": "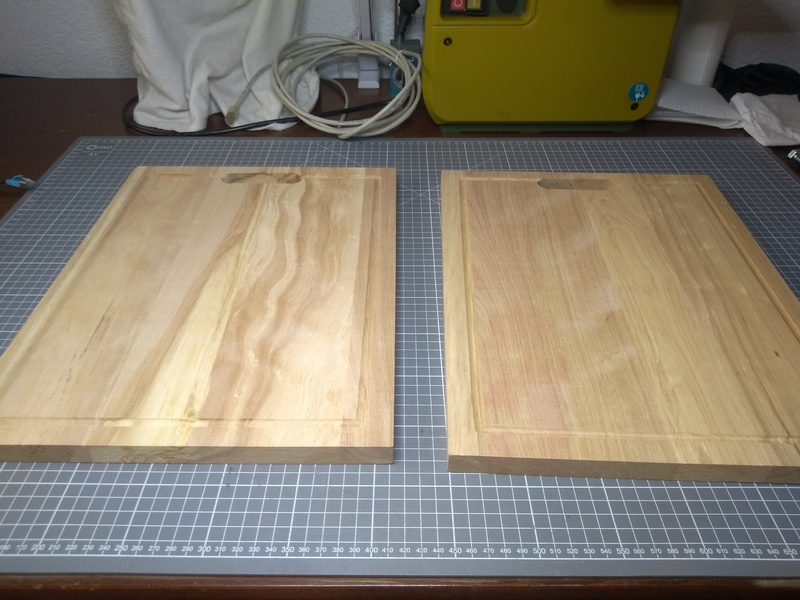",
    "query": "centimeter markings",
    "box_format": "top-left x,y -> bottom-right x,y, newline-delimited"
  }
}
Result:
4,541 -> 798,561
